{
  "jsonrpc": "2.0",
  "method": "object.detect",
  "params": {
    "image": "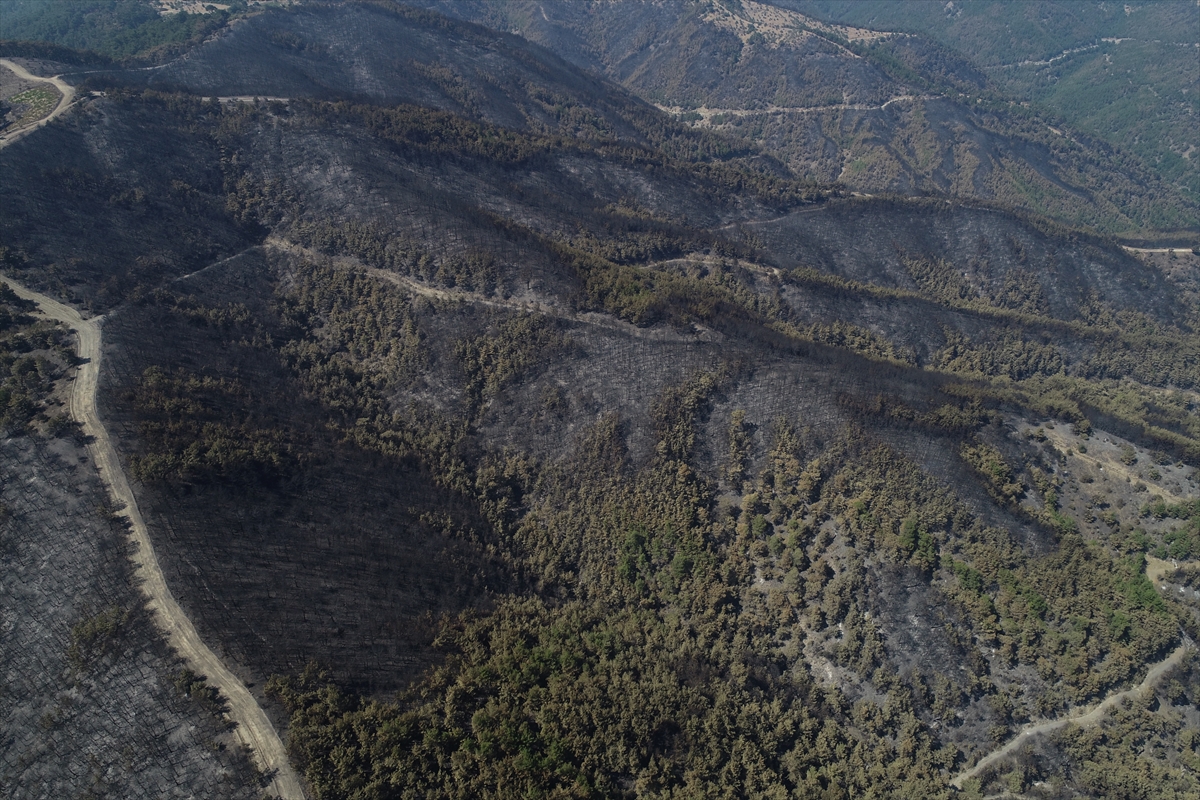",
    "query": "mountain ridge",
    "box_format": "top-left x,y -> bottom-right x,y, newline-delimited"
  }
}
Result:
416,0 -> 1199,240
